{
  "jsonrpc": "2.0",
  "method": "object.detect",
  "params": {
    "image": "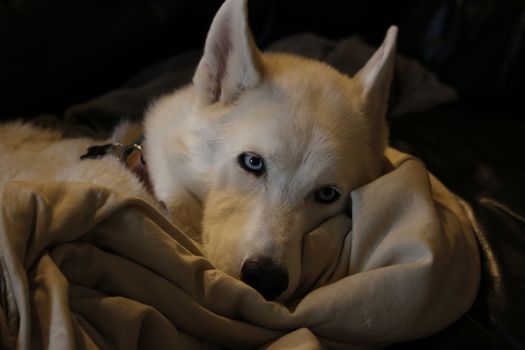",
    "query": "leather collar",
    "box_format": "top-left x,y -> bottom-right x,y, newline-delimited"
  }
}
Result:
80,136 -> 154,194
